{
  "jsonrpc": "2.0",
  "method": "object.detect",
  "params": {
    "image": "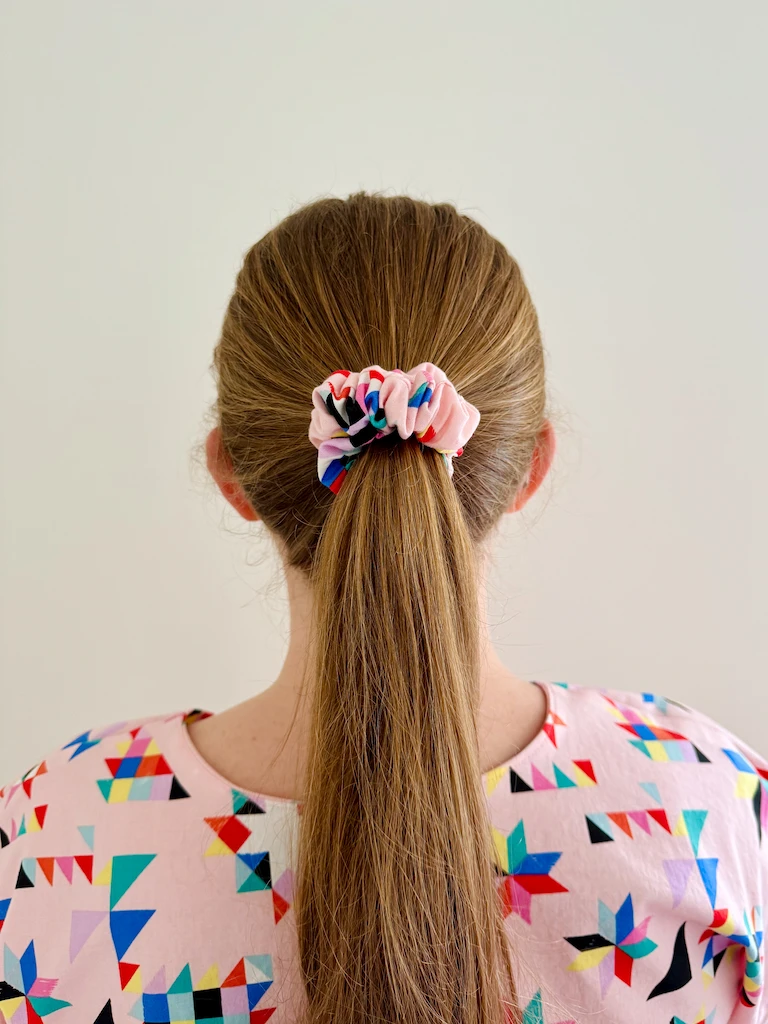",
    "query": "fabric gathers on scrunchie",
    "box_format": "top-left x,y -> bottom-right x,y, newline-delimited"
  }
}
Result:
308,362 -> 481,493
